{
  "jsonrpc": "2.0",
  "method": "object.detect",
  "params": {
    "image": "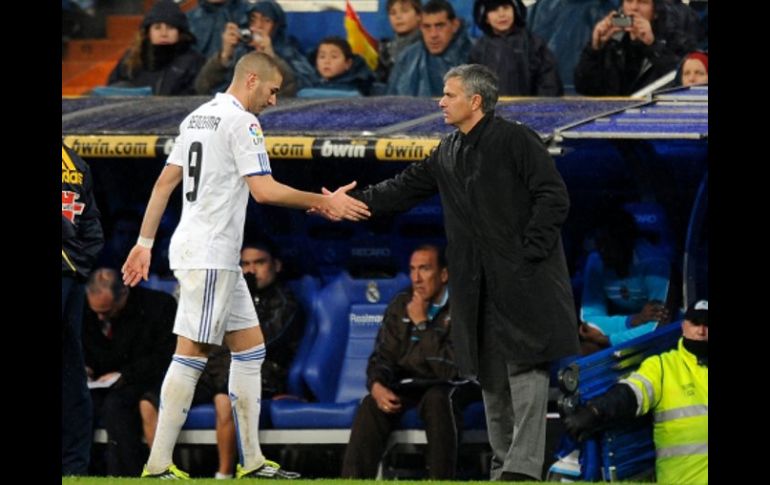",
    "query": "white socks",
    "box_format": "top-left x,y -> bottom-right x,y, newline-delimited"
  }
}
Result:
146,355 -> 207,473
229,344 -> 266,471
